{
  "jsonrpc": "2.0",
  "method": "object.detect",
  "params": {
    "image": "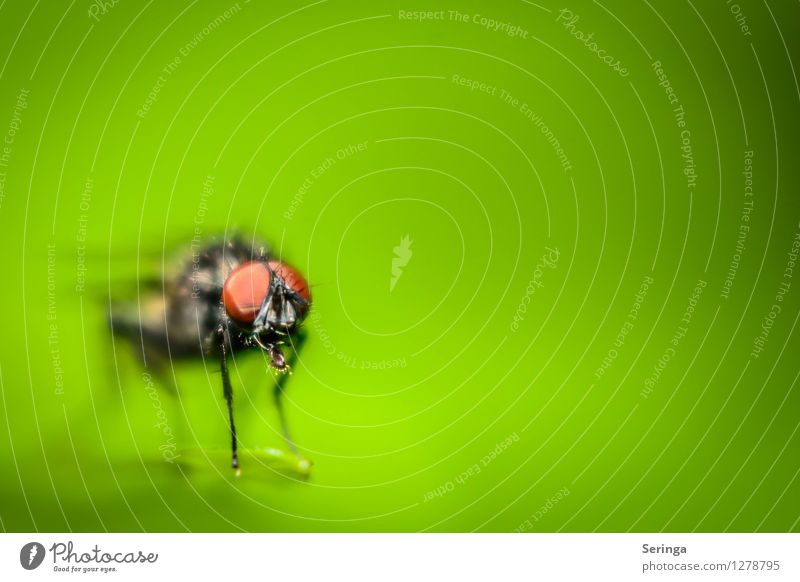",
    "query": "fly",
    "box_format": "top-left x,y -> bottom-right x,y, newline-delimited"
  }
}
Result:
109,236 -> 311,473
